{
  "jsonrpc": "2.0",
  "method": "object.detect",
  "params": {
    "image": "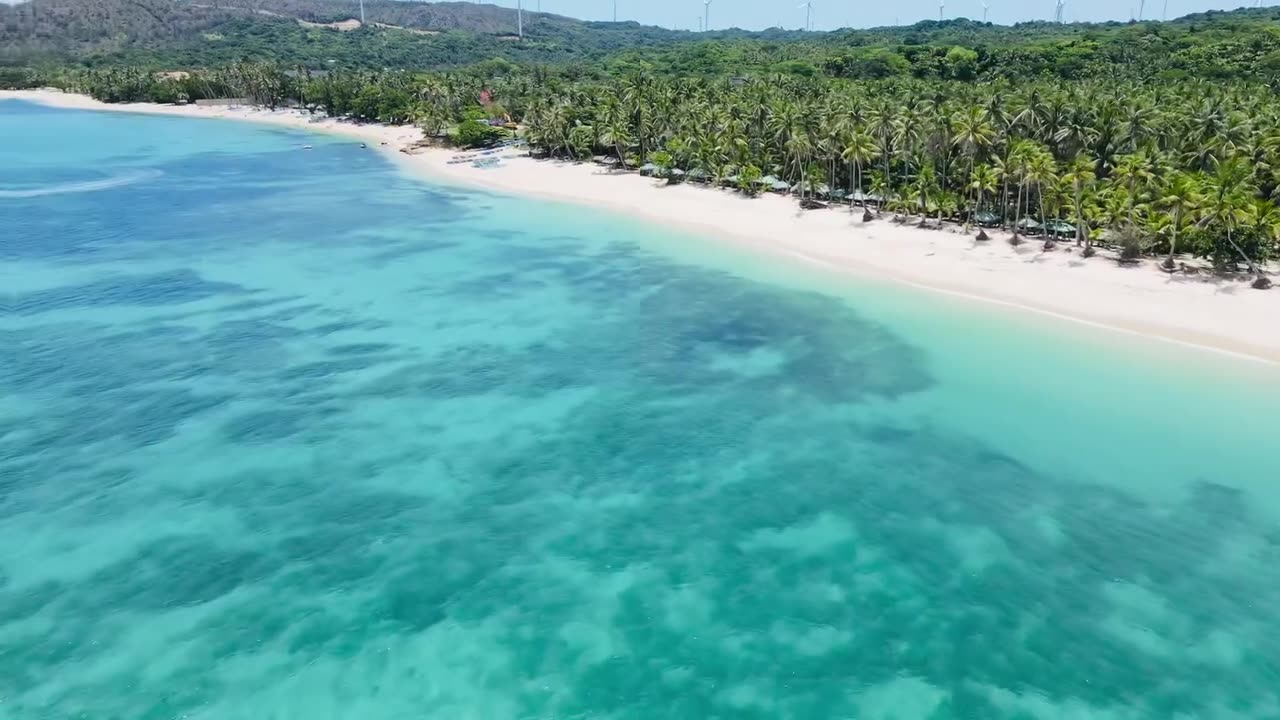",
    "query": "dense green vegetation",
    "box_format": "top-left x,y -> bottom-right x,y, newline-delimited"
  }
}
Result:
6,0 -> 1280,83
610,10 -> 1280,82
7,2 -> 1280,282
1,0 -> 701,70
21,57 -> 1280,283
523,73 -> 1280,283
